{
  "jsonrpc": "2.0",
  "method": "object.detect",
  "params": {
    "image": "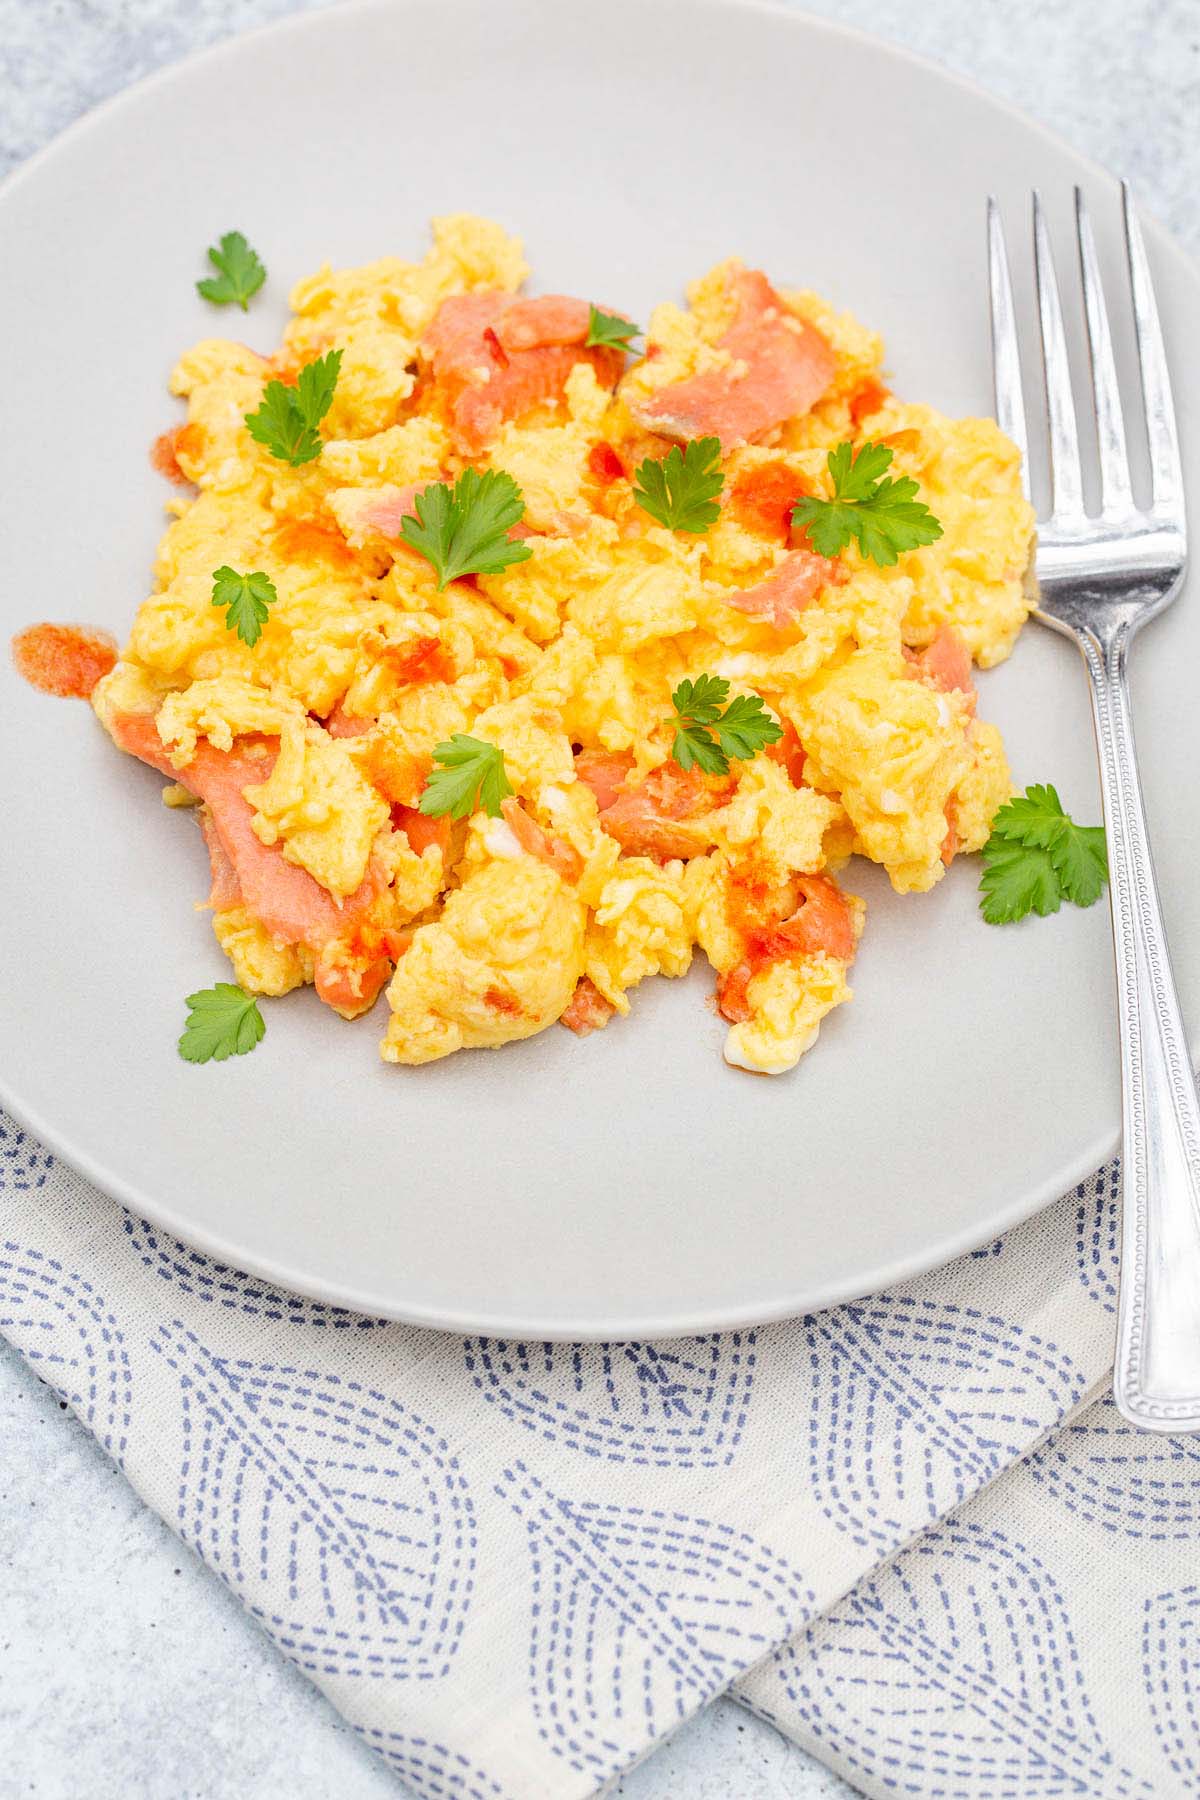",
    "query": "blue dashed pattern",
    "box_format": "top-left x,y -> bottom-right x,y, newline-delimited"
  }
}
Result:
765,1520 -> 1154,1797
804,1294 -> 1087,1551
1029,1391 -> 1200,1539
149,1323 -> 476,1681
1076,1161 -> 1123,1313
0,1116 -> 55,1190
0,1240 -> 131,1464
123,1214 -> 386,1330
501,1463 -> 814,1779
1143,1587 -> 1200,1791
462,1334 -> 755,1468
357,1728 -> 515,1799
